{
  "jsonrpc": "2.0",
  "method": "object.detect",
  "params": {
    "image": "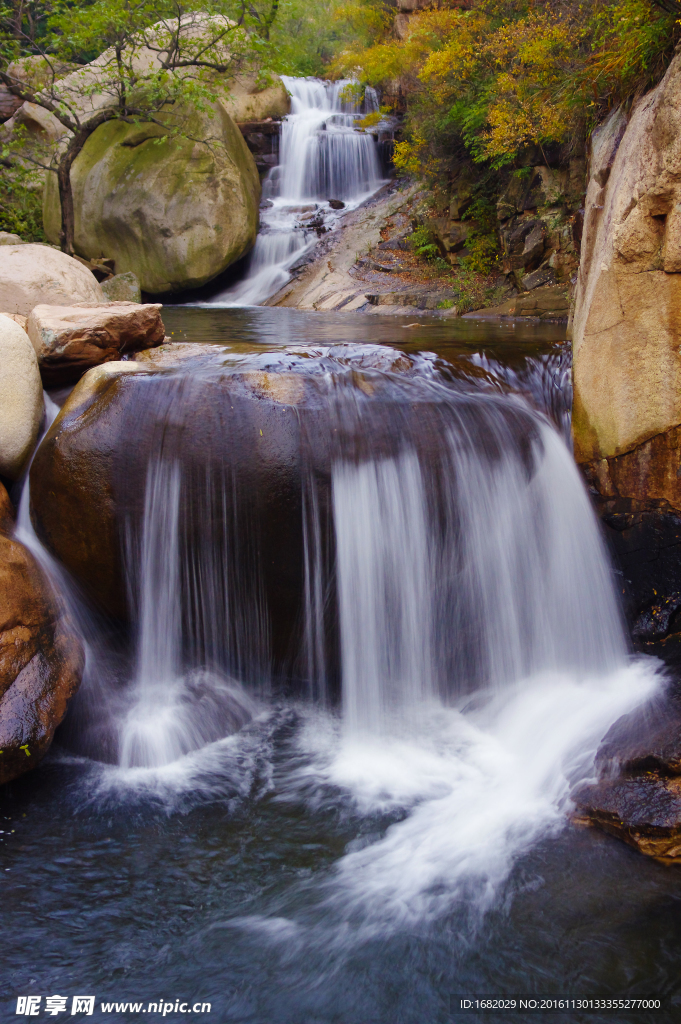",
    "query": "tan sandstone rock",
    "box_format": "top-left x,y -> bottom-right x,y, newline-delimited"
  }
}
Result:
27,302 -> 165,386
220,72 -> 290,122
0,244 -> 104,316
0,313 -> 27,330
0,524 -> 83,785
572,55 -> 681,507
0,314 -> 44,480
